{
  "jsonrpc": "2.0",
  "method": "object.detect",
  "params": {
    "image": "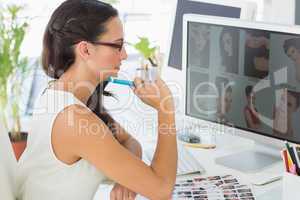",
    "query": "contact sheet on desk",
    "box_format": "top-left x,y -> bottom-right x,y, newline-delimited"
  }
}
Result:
172,175 -> 255,200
